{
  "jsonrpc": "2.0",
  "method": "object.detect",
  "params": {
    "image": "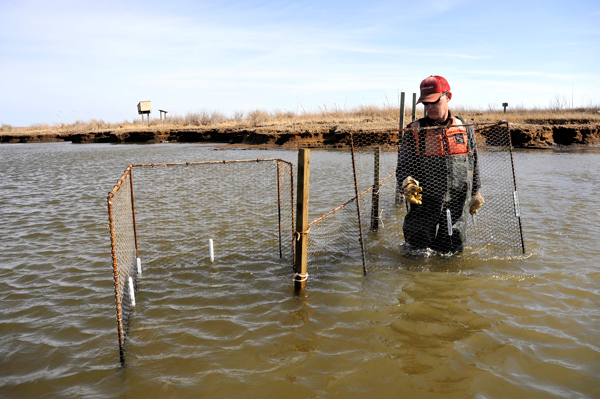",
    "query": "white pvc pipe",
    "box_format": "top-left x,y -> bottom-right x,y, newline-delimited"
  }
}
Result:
137,258 -> 142,275
128,276 -> 136,307
446,209 -> 453,236
209,239 -> 214,263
